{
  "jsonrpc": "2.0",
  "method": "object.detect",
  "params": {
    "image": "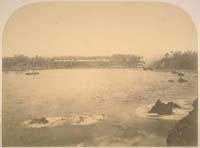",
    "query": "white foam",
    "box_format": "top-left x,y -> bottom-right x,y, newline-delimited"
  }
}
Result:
23,114 -> 105,128
71,114 -> 105,126
23,117 -> 69,128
